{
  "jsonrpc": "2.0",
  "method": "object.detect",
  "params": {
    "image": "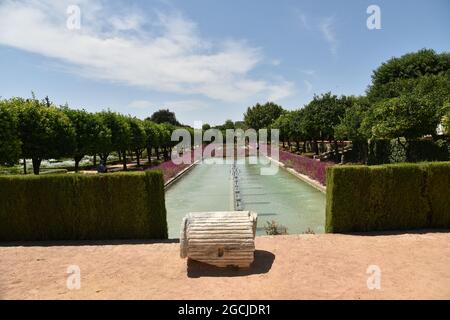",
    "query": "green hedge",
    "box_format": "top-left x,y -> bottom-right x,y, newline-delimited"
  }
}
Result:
0,171 -> 167,241
366,139 -> 449,165
326,162 -> 450,233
